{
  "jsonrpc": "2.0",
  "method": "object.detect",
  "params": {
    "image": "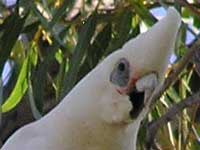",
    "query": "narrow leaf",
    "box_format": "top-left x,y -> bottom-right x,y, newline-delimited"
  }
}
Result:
49,0 -> 74,27
61,14 -> 96,97
1,58 -> 29,112
28,79 -> 42,120
0,12 -> 27,75
130,0 -> 157,26
105,10 -> 133,55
